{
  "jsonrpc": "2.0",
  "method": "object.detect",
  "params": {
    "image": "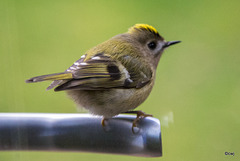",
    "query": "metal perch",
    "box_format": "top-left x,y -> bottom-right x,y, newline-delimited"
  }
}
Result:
0,113 -> 162,157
